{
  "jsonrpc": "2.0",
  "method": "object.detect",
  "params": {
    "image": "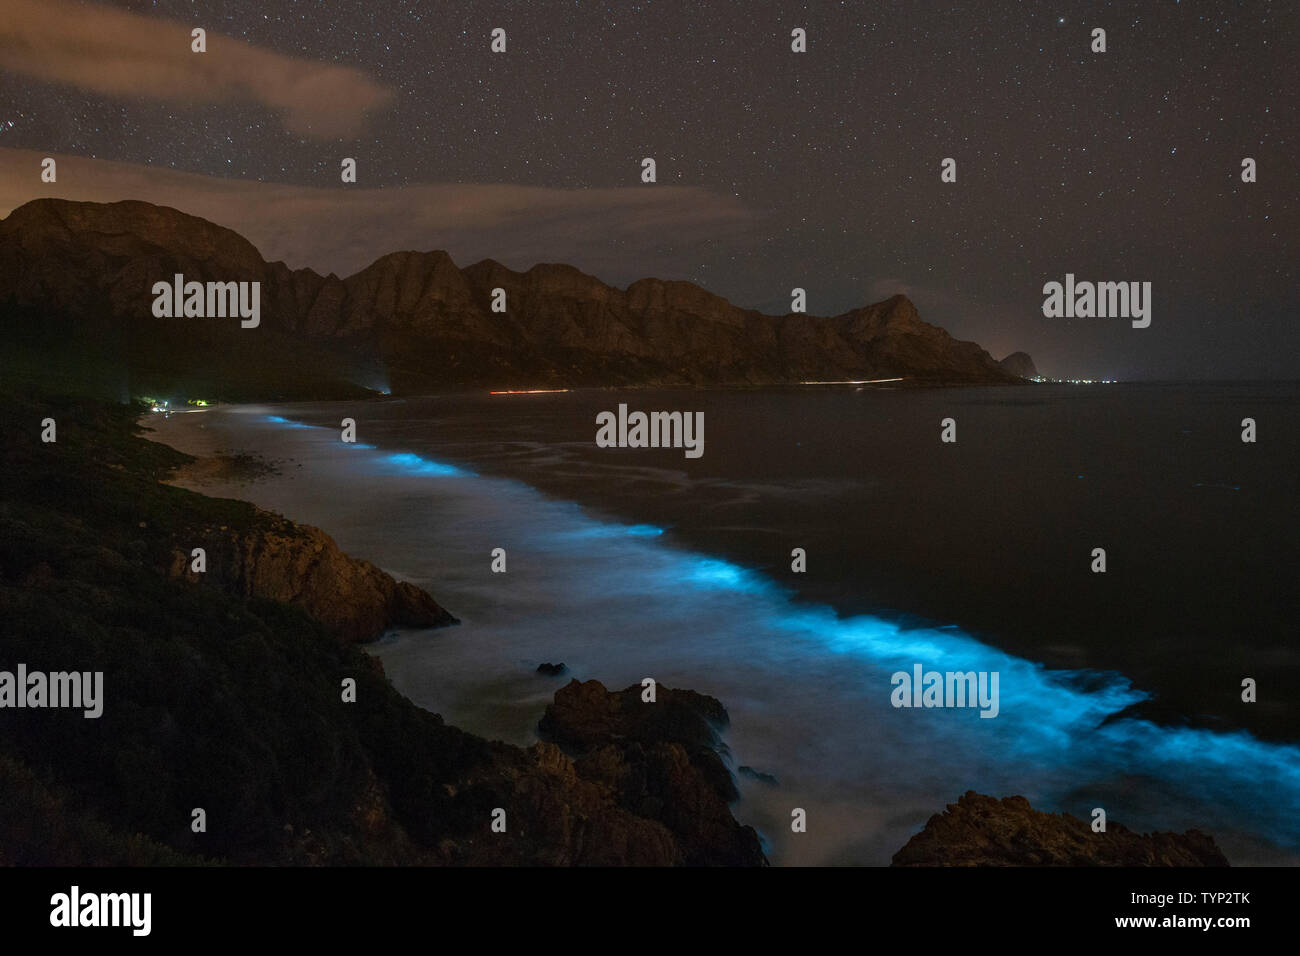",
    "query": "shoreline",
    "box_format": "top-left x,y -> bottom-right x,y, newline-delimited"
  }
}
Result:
139,402 -> 1300,865
204,383 -> 1300,745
